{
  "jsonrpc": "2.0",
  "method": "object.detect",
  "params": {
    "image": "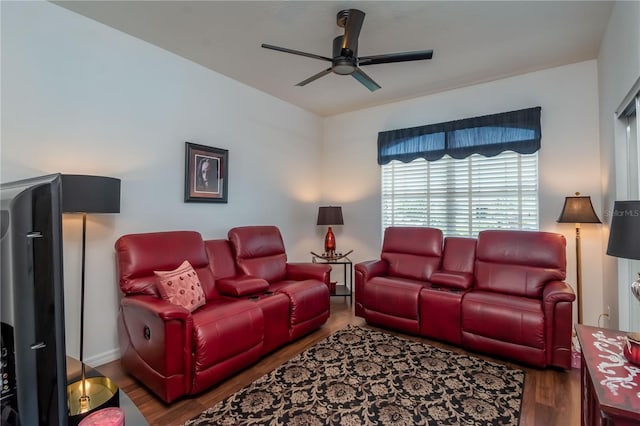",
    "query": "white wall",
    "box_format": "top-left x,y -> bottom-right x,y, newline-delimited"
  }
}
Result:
598,1 -> 640,331
323,61 -> 604,326
1,1 -> 323,365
